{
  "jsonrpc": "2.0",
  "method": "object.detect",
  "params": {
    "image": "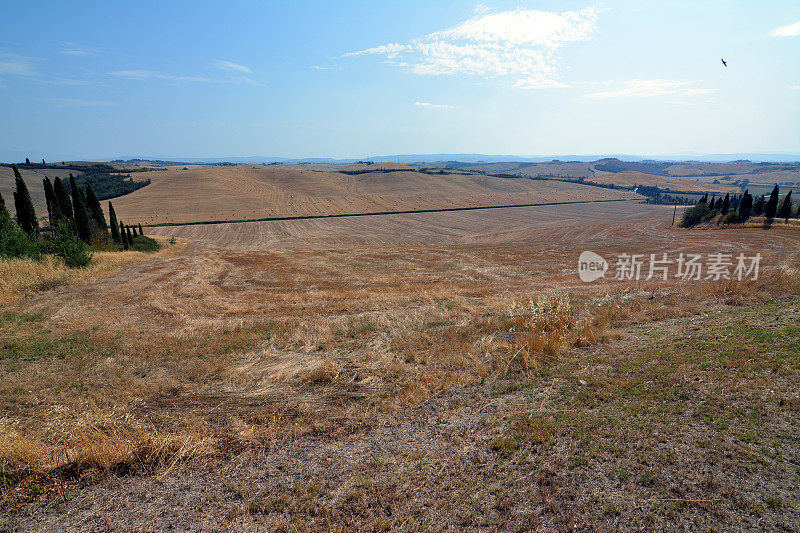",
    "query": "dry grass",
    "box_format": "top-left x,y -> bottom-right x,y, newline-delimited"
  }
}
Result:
0,237 -> 186,304
503,294 -> 576,369
1,201 -> 798,514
